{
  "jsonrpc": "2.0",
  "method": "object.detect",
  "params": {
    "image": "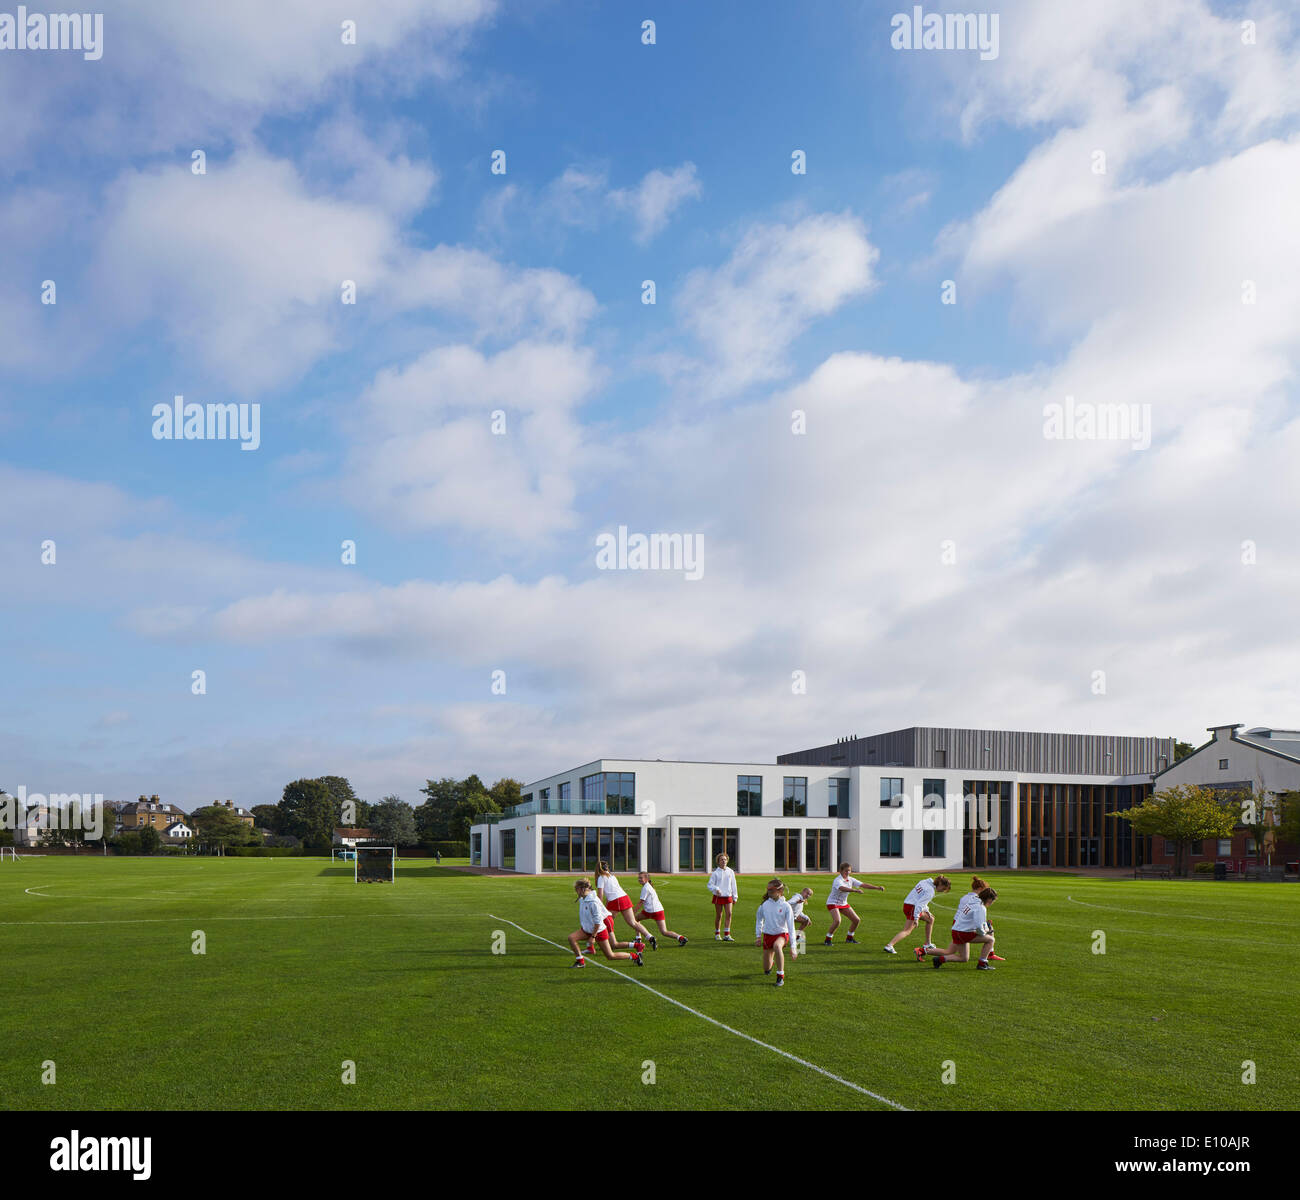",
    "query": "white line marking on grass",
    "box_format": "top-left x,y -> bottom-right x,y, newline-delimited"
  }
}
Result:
488,912 -> 909,1111
1066,895 -> 1294,927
